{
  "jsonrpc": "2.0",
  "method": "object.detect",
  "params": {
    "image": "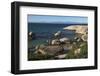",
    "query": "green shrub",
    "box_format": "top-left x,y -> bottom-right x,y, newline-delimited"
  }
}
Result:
65,42 -> 88,59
